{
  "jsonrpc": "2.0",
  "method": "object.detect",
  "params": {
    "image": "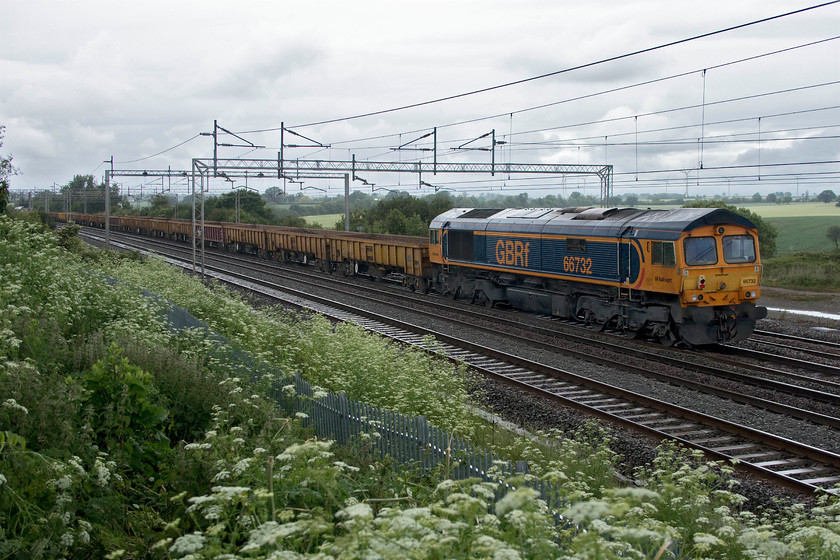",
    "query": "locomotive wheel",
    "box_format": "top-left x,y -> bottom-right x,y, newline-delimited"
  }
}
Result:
472,290 -> 494,308
658,324 -> 678,347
